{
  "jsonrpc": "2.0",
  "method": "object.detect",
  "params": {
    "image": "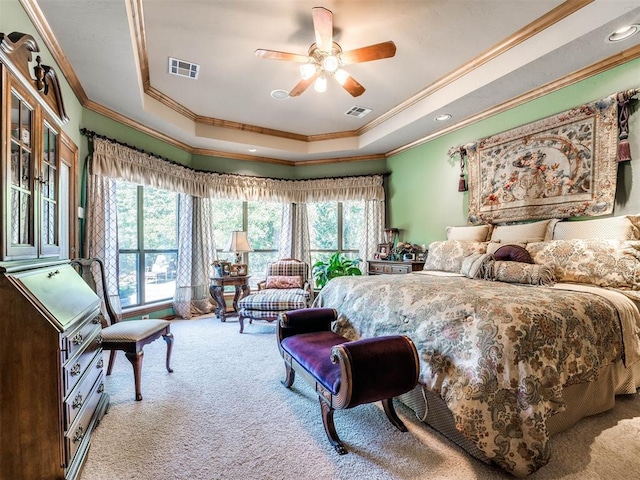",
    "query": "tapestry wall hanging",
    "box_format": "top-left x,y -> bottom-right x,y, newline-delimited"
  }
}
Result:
464,95 -> 619,225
